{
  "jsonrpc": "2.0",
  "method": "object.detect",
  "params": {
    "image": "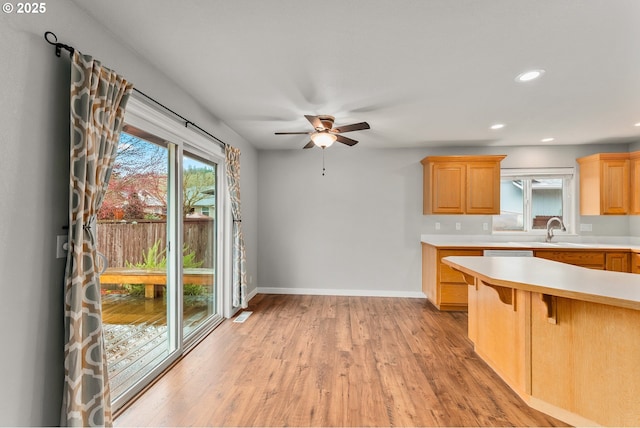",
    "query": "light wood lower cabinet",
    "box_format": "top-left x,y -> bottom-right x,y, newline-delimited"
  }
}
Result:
534,250 -> 631,272
605,252 -> 630,272
633,252 -> 640,274
534,250 -> 605,269
422,244 -> 482,311
424,246 -> 636,312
